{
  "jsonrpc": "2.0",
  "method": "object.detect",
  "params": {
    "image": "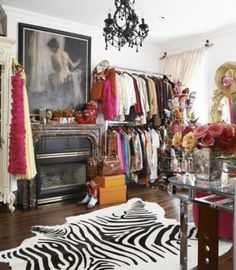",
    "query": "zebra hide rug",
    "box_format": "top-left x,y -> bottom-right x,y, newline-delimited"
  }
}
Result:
0,198 -> 232,270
